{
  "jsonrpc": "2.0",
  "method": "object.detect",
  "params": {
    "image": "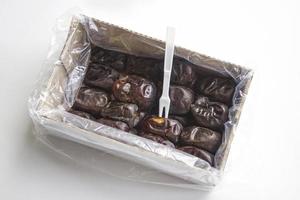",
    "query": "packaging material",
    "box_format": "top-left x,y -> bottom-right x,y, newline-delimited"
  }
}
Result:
28,13 -> 253,190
